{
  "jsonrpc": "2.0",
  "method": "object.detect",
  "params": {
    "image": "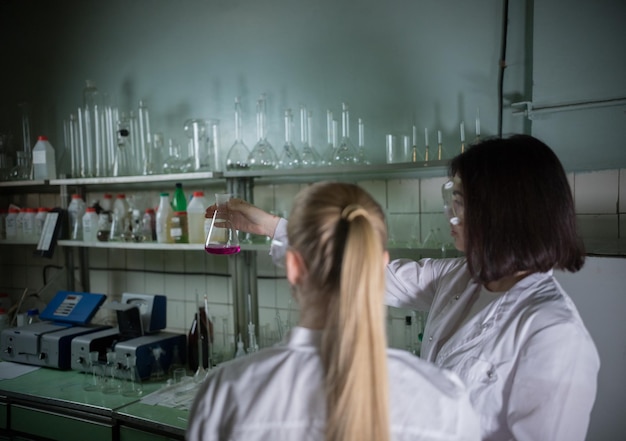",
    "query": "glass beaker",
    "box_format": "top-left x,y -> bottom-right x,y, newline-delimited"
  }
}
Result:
205,193 -> 240,255
101,351 -> 121,394
82,351 -> 102,391
121,355 -> 143,397
247,94 -> 278,170
183,119 -> 210,172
